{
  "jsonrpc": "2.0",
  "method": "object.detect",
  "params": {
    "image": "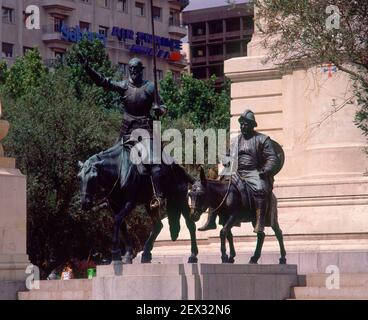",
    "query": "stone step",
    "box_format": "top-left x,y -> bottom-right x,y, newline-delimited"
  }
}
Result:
18,289 -> 91,300
17,279 -> 93,300
291,286 -> 368,300
297,273 -> 368,287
